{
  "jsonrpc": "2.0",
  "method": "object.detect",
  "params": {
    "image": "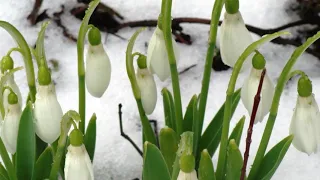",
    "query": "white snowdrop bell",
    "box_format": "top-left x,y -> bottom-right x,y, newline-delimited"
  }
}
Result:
177,169 -> 198,180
